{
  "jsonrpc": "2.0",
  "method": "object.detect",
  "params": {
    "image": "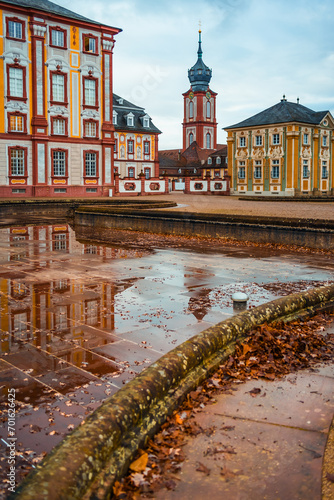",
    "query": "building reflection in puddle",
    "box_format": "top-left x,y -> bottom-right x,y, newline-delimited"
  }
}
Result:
1,222 -> 334,491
